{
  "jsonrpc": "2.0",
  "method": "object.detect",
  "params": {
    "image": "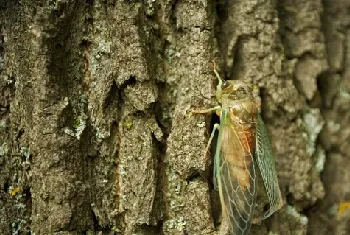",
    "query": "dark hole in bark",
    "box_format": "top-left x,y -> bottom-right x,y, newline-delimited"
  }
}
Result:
3,180 -> 9,192
16,128 -> 25,141
124,75 -> 137,87
186,171 -> 201,183
103,81 -> 120,115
